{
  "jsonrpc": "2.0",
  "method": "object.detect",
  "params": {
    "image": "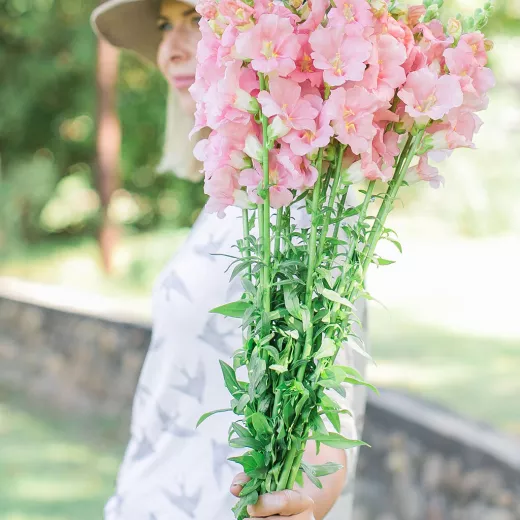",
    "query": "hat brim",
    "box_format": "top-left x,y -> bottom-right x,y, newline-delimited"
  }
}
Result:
91,0 -> 162,63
